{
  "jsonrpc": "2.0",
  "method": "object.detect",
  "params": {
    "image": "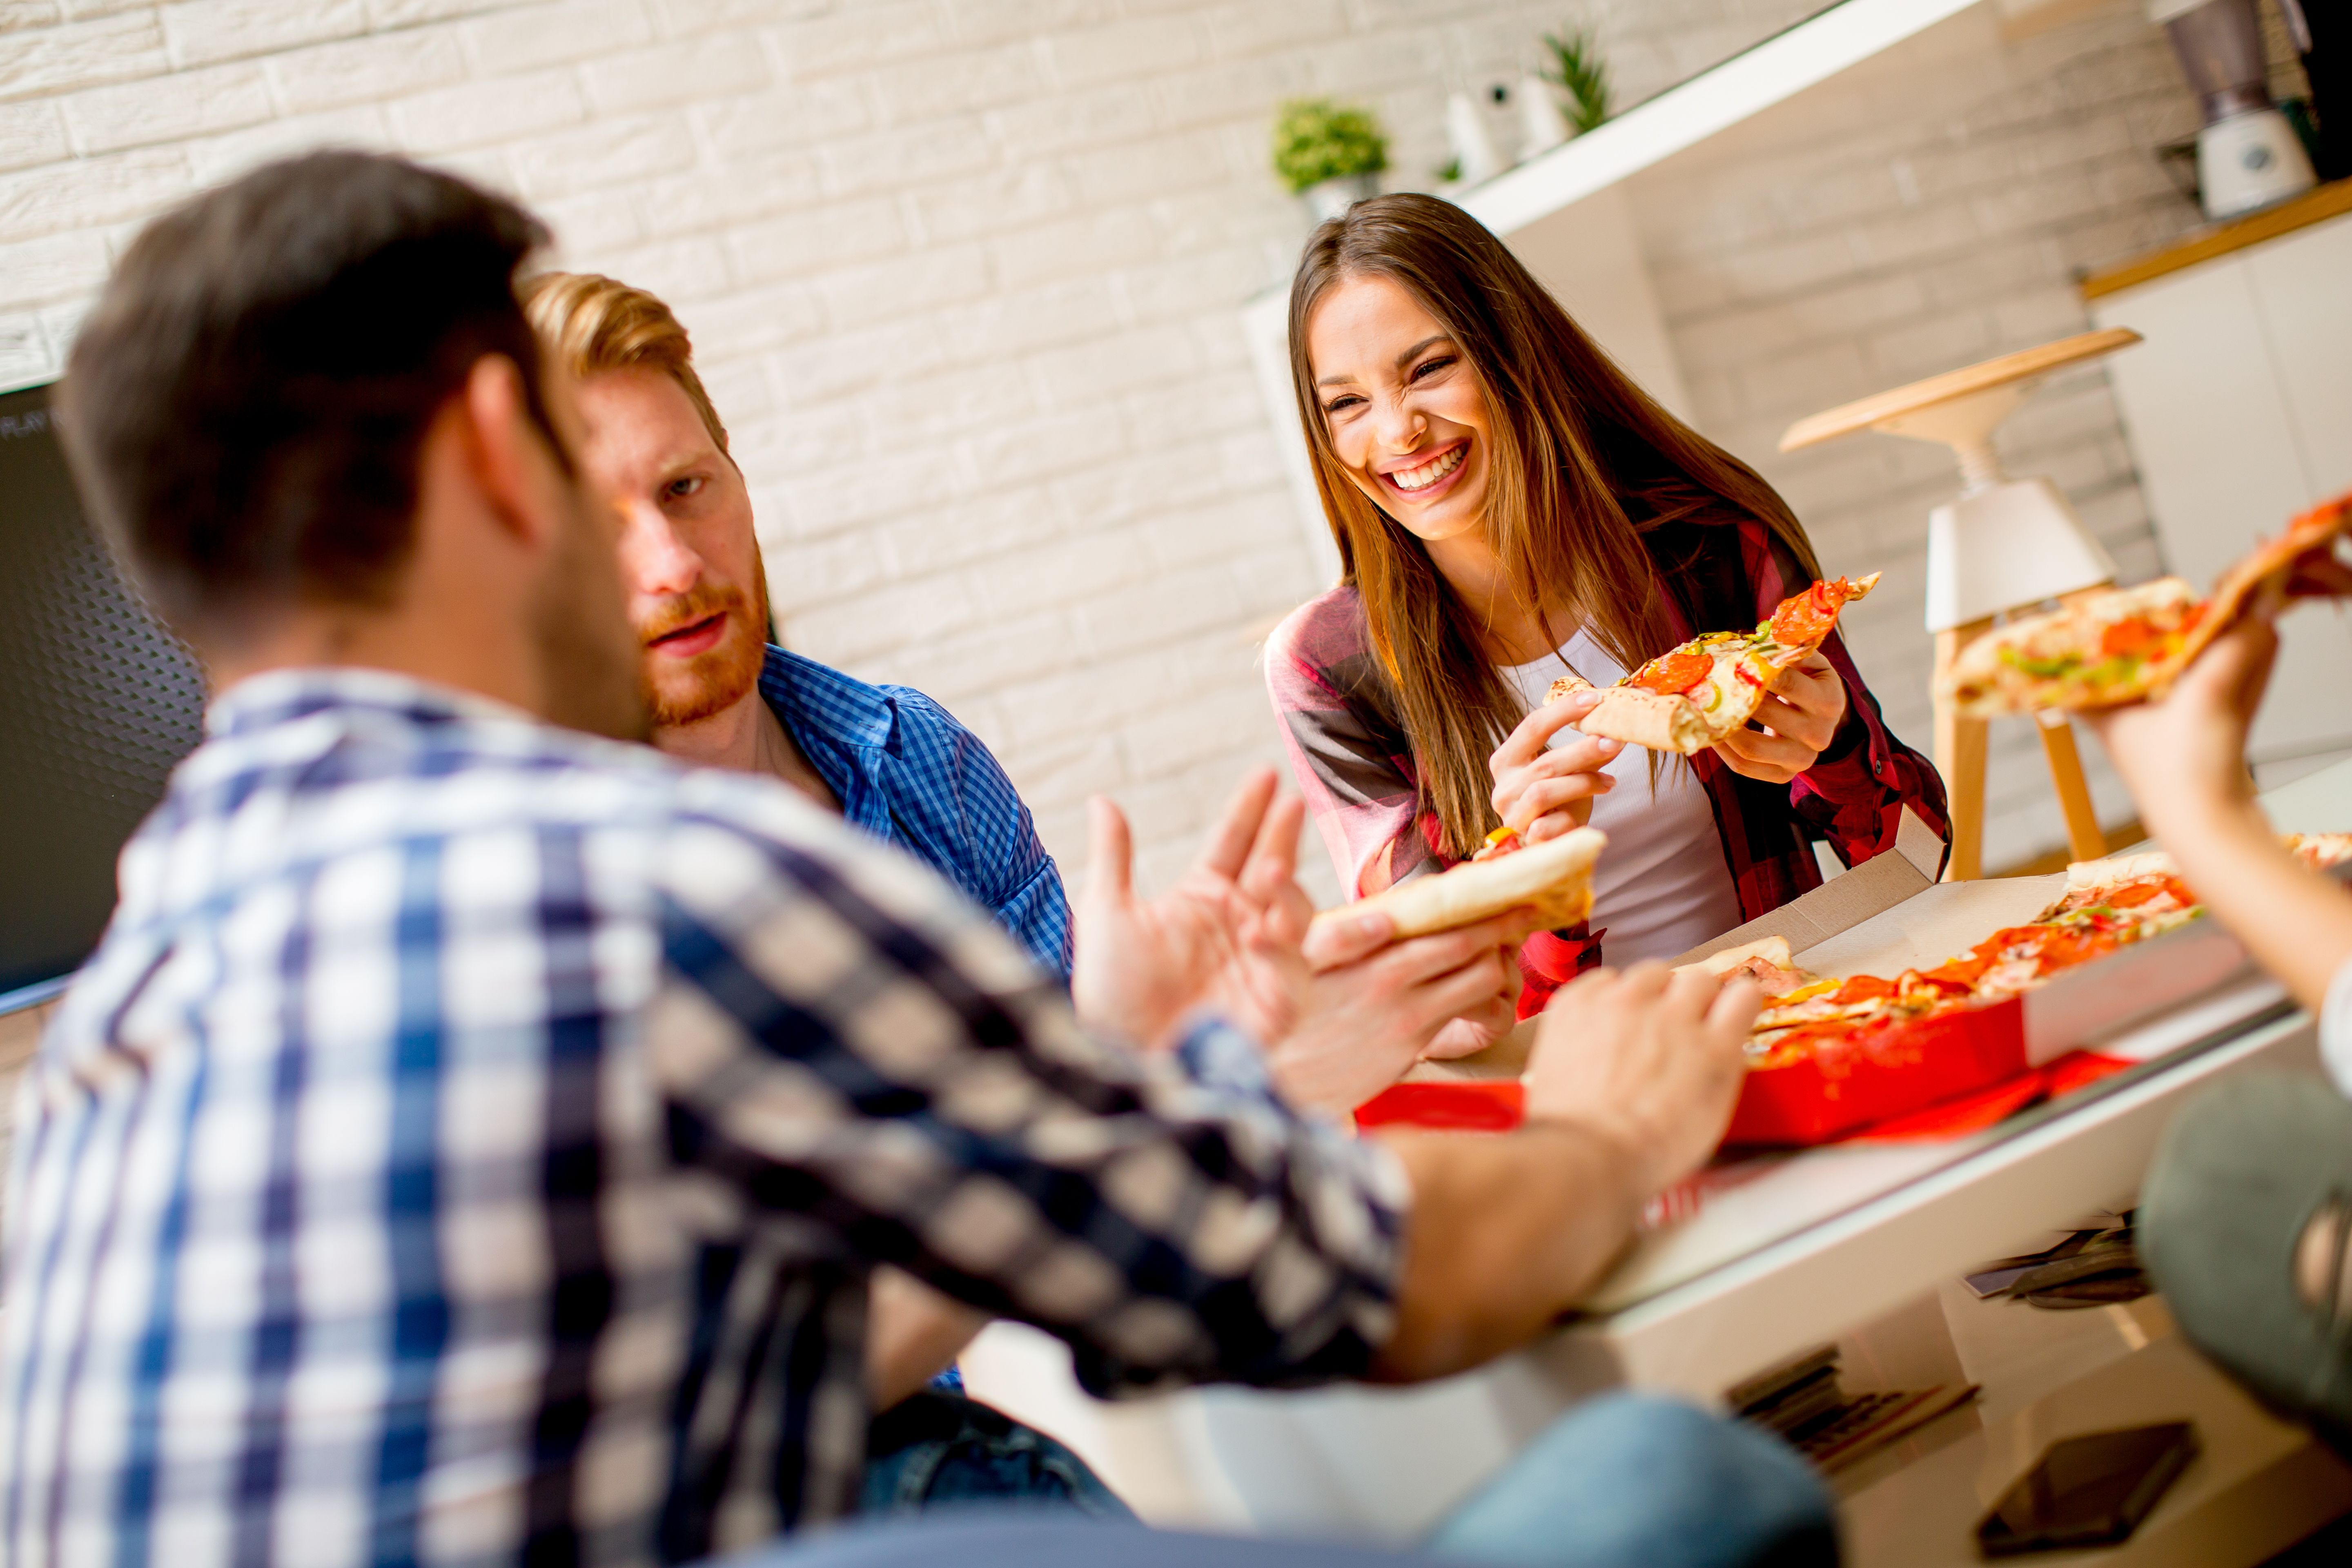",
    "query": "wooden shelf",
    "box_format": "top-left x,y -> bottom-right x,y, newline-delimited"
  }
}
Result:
2079,178 -> 2352,301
